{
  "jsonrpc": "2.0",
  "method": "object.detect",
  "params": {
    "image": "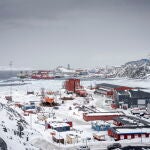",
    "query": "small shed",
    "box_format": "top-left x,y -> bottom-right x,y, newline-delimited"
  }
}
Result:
66,134 -> 80,144
22,105 -> 36,111
52,135 -> 64,144
93,133 -> 105,141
